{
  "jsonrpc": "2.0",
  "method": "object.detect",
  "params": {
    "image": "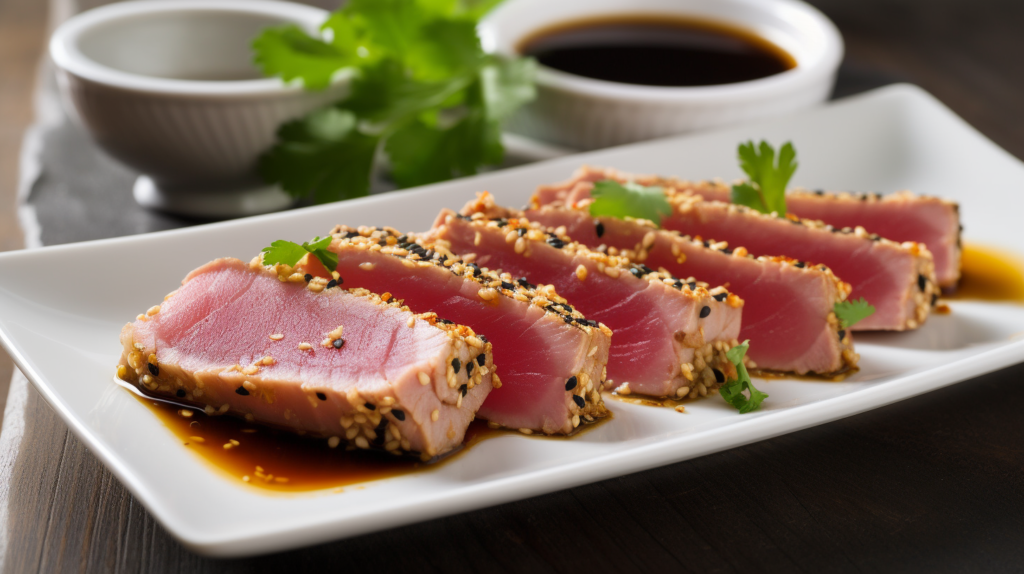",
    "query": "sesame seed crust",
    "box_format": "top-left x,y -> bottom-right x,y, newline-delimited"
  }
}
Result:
118,257 -> 493,459
534,166 -> 939,332
323,224 -> 611,433
434,193 -> 744,399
